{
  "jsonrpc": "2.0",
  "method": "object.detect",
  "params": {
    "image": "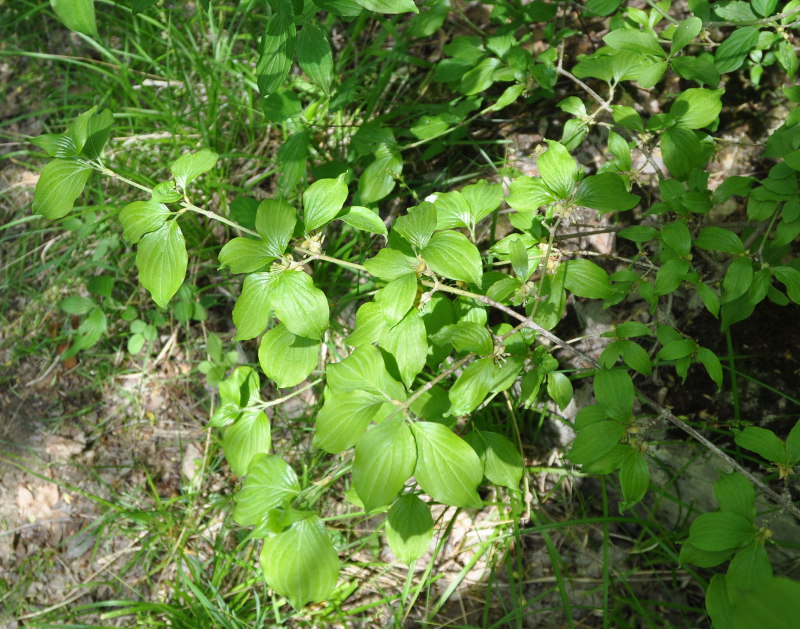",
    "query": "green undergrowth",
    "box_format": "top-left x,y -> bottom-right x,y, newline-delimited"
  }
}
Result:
2,0 -> 800,627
